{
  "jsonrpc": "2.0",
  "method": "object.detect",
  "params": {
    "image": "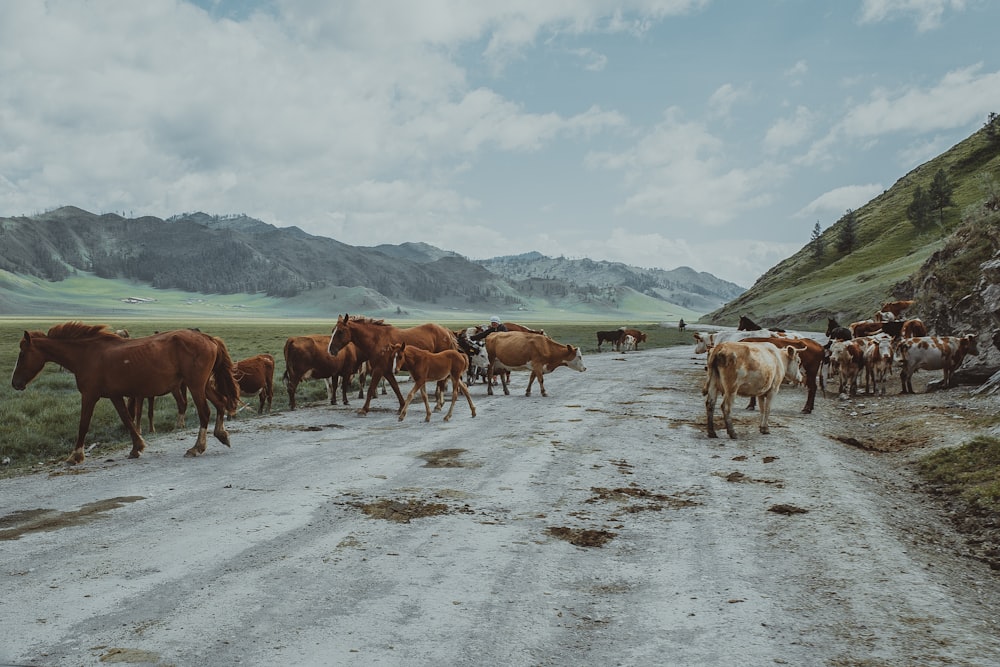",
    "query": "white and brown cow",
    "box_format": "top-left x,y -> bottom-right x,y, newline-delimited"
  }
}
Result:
703,341 -> 804,439
863,334 -> 894,396
485,331 -> 586,396
896,334 -> 980,394
693,329 -> 800,355
829,339 -> 866,397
